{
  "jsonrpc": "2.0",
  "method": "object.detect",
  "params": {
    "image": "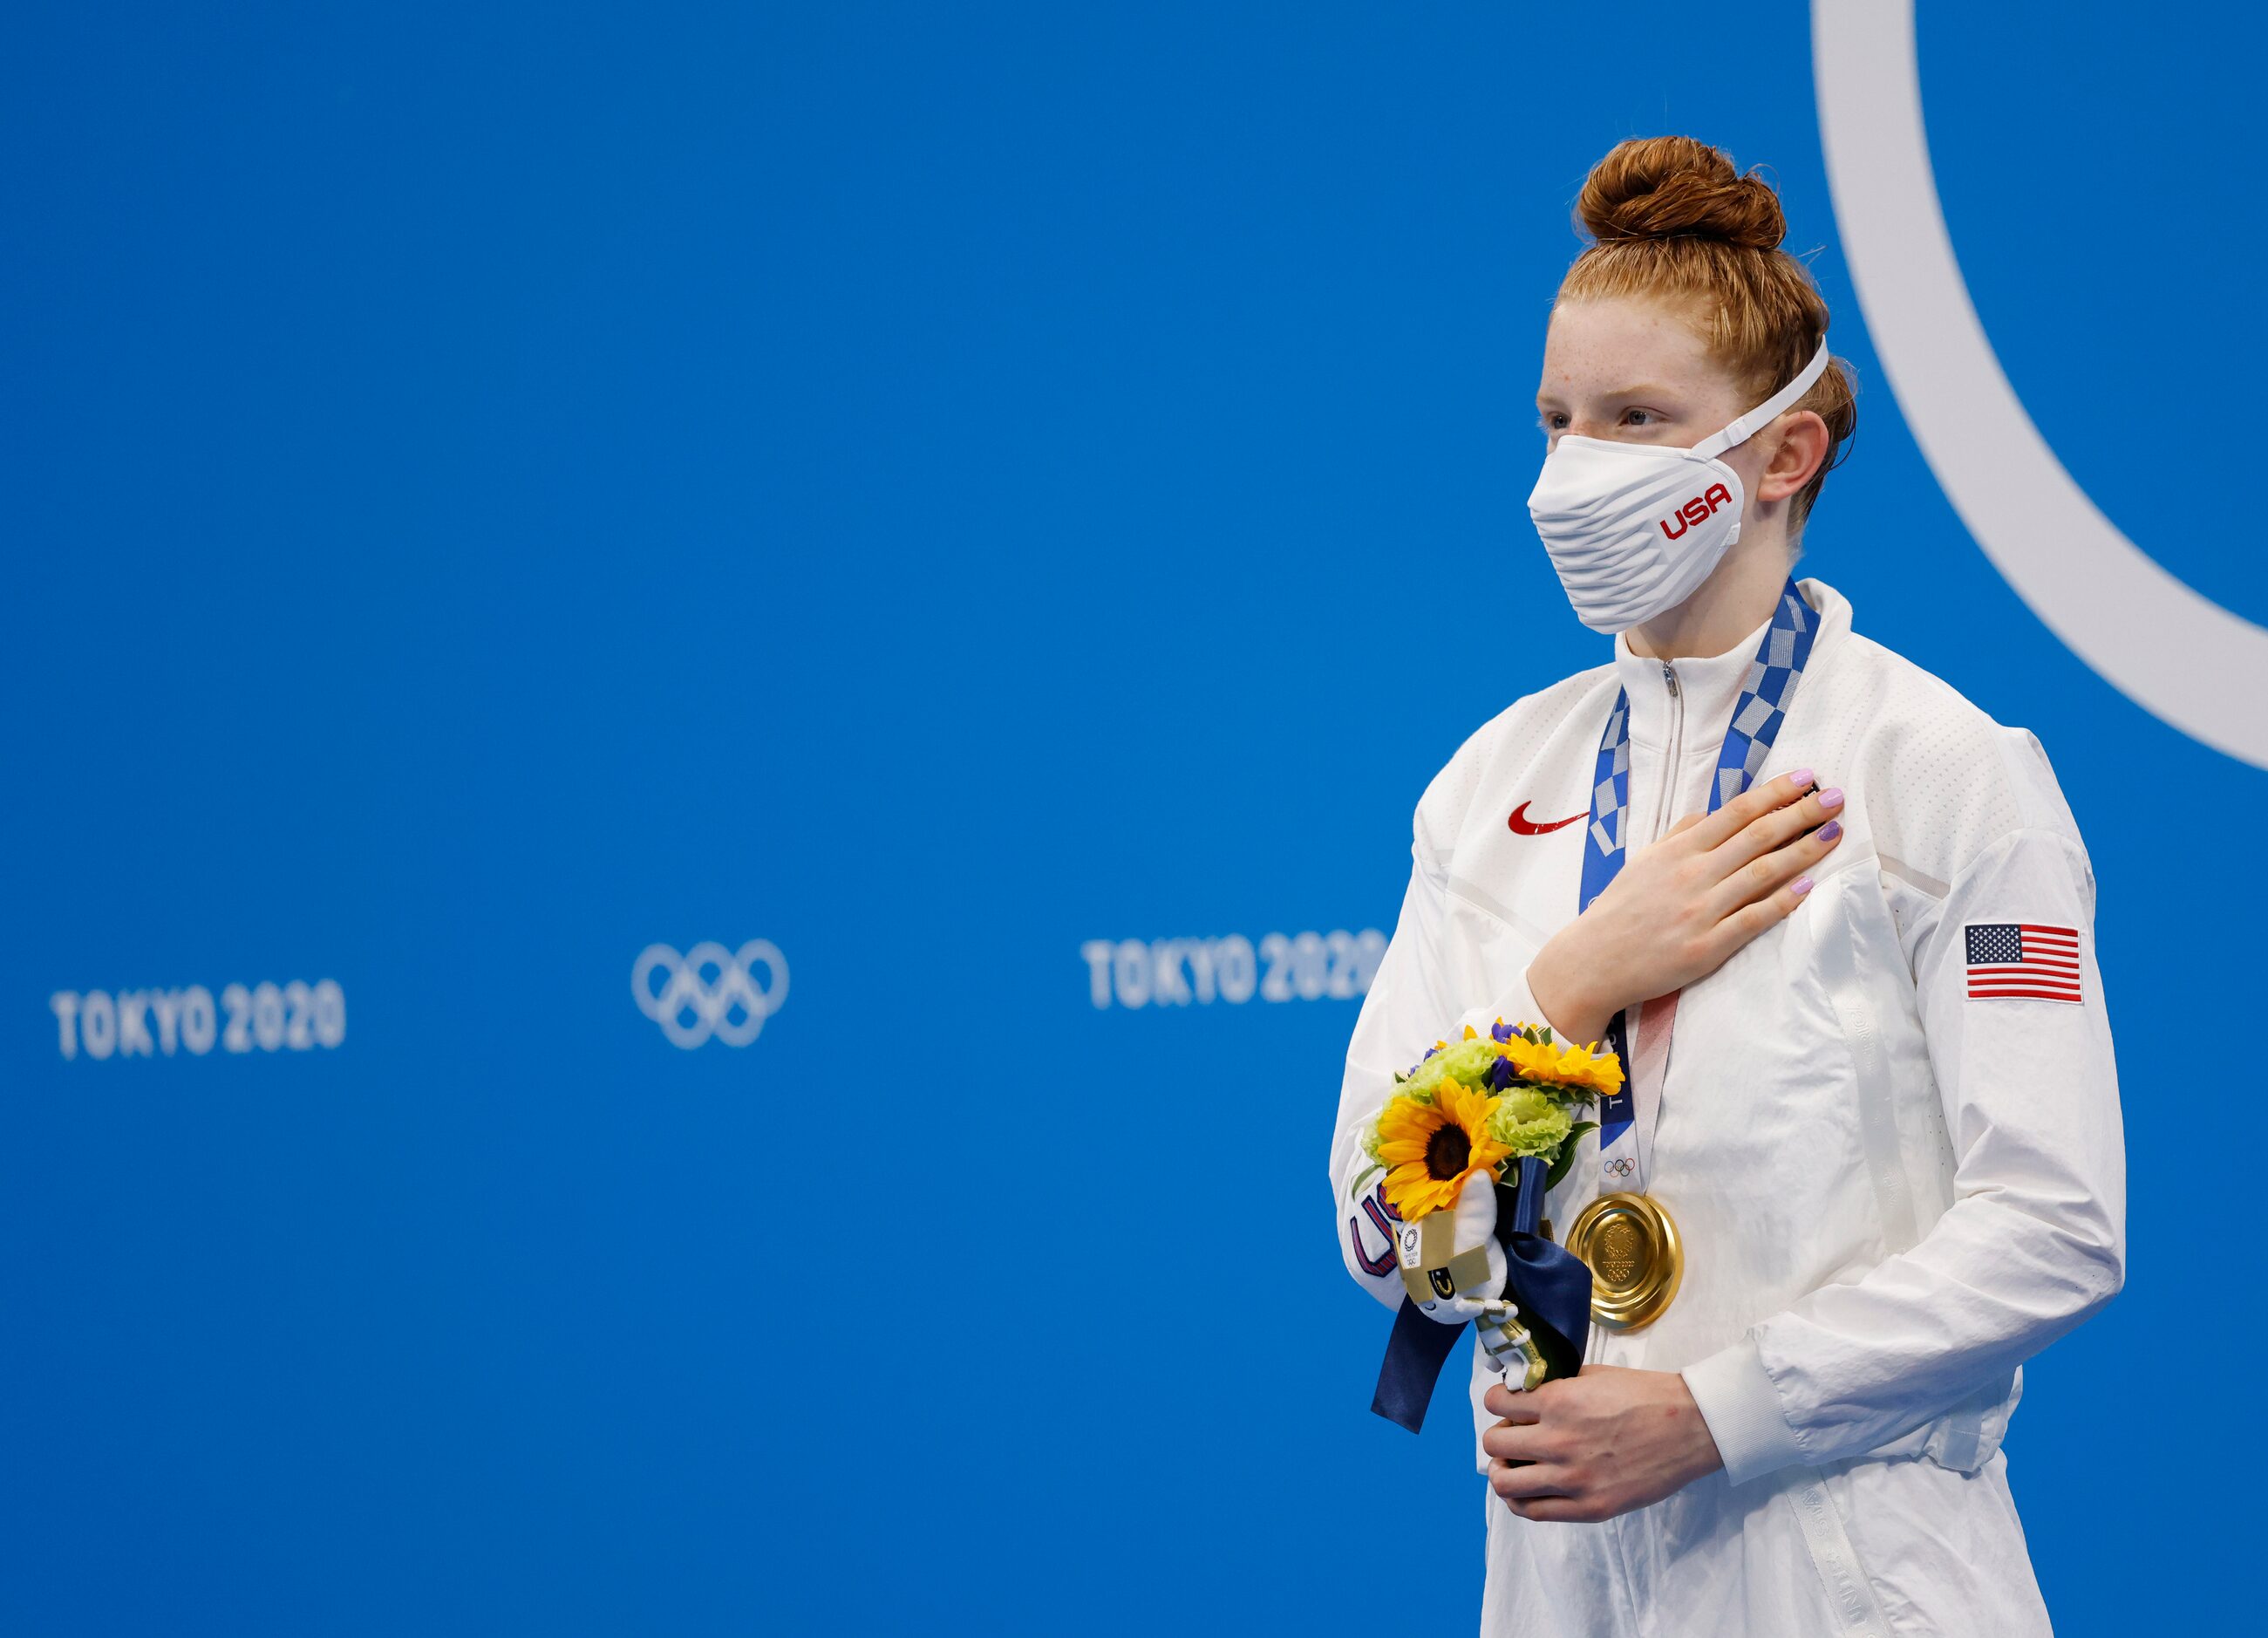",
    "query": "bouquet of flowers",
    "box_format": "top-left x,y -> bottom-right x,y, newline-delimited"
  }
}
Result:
1360,1019 -> 1624,1427
1359,1019 -> 1623,1224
